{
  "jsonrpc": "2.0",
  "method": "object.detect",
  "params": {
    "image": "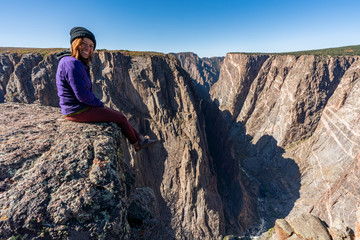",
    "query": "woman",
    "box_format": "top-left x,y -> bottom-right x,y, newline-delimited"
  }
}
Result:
56,26 -> 157,151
